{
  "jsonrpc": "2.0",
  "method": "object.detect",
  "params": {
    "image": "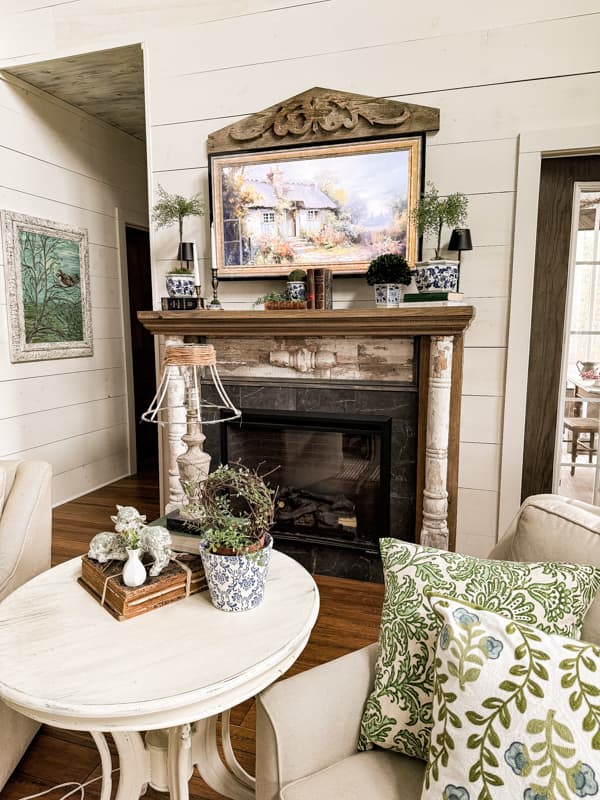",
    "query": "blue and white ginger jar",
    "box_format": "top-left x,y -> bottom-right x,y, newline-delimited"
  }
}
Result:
199,534 -> 273,612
